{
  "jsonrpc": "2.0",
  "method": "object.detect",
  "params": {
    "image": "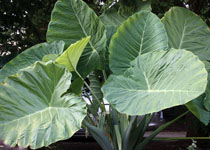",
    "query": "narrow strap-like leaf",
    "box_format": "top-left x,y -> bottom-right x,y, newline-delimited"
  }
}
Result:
83,120 -> 112,150
122,116 -> 137,150
134,111 -> 189,150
